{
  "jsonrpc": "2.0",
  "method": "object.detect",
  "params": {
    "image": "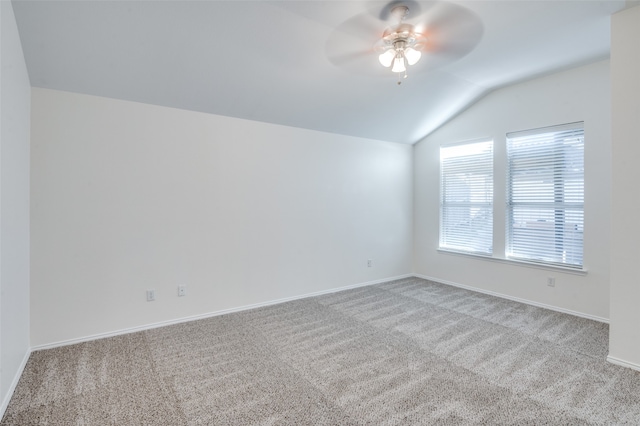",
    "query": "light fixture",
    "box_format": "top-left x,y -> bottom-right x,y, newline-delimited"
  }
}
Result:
378,49 -> 396,68
391,56 -> 406,73
374,5 -> 427,83
404,47 -> 421,65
